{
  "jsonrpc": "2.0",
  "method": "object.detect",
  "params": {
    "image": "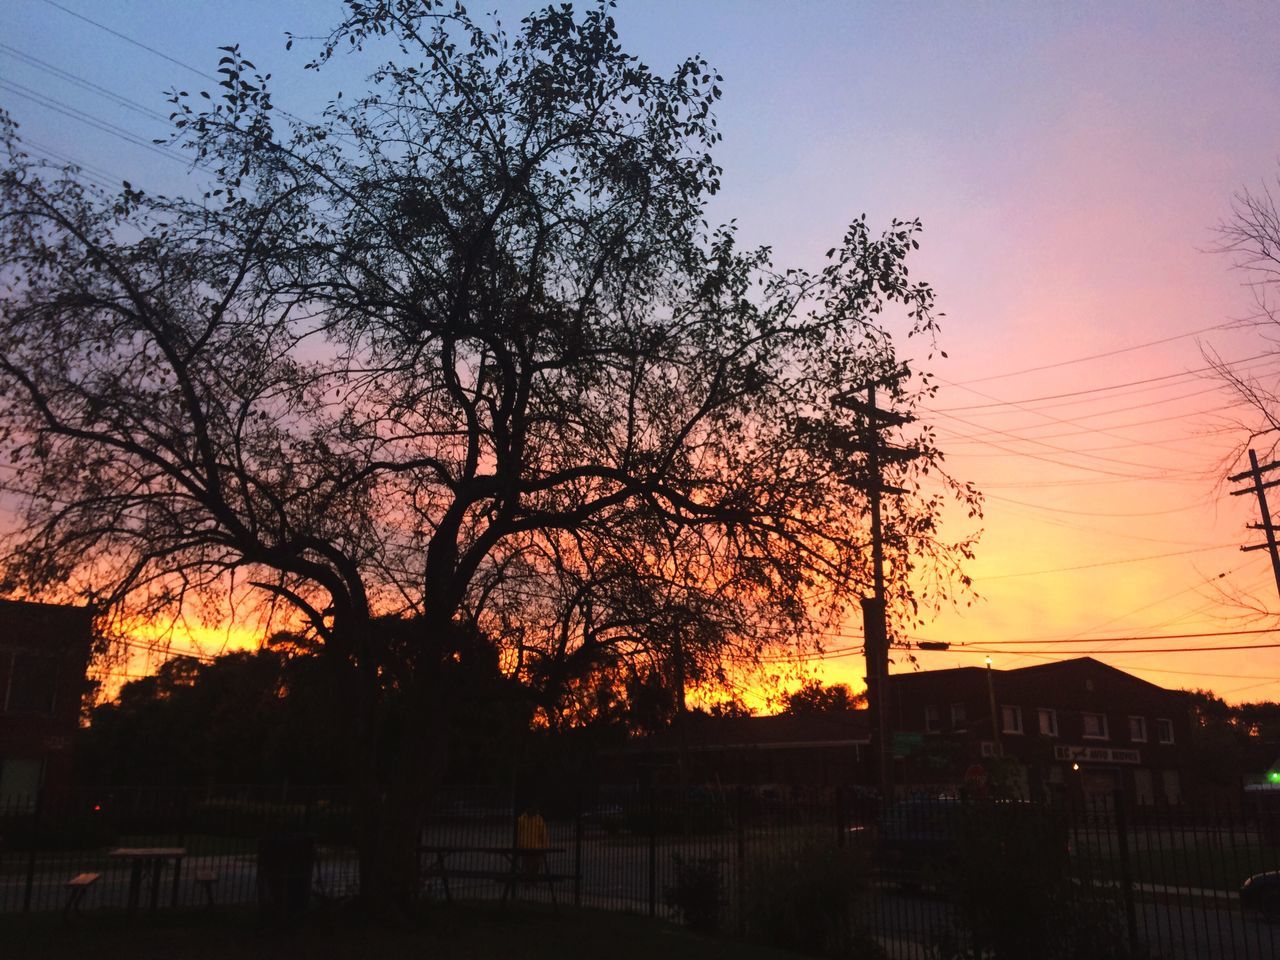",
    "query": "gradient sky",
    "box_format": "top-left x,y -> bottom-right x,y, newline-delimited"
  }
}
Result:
4,0 -> 1280,703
